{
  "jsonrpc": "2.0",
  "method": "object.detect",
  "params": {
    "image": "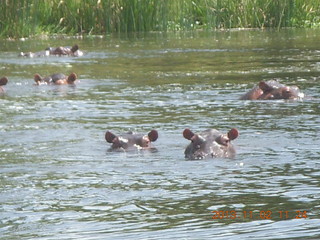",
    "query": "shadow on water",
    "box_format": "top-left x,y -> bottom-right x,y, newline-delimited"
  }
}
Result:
0,29 -> 320,239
